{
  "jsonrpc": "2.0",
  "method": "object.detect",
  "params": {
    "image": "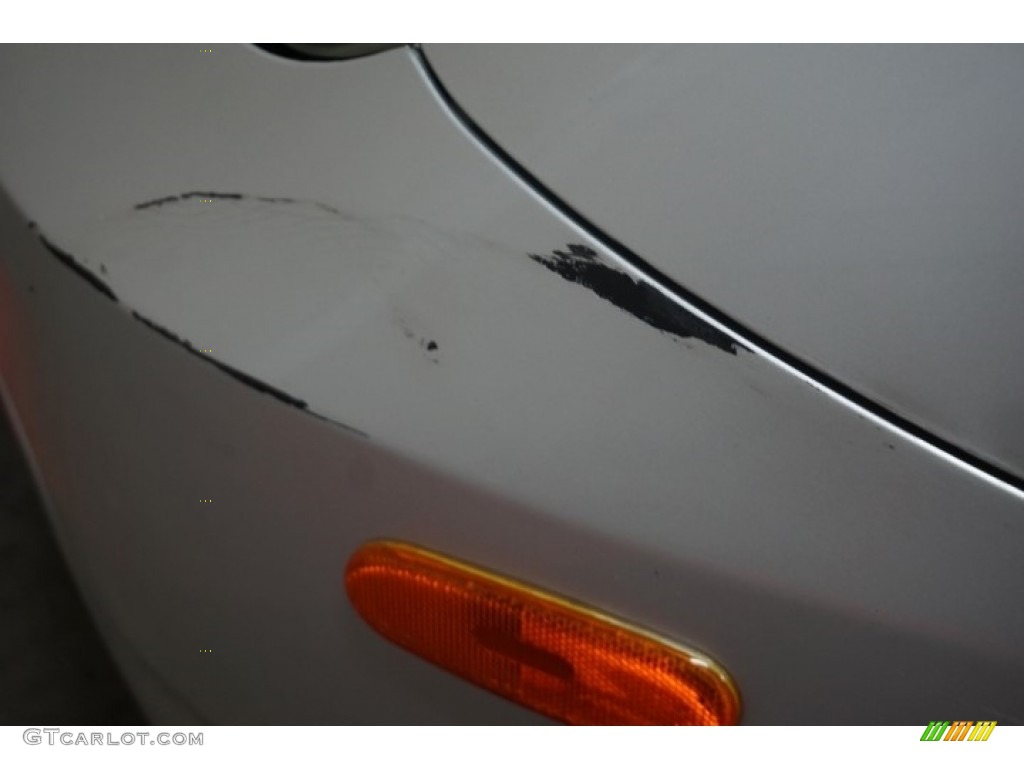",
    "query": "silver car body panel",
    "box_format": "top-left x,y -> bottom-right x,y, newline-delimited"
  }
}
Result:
0,44 -> 1021,723
426,44 -> 1024,480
